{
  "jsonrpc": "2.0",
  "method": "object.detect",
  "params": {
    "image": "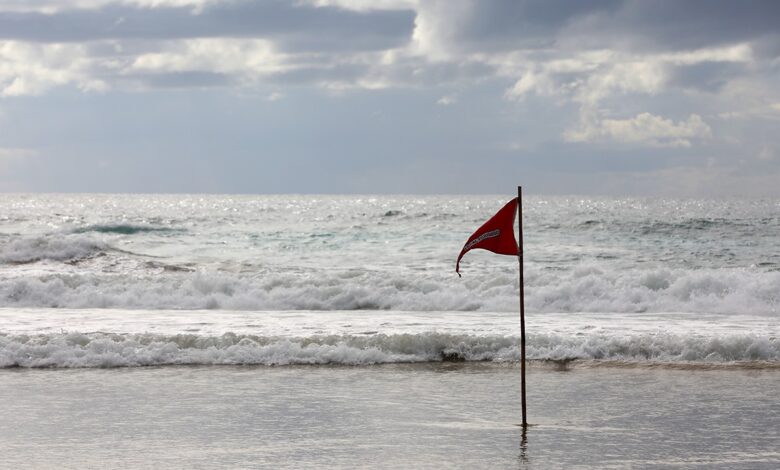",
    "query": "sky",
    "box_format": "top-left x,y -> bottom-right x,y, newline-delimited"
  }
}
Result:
0,0 -> 778,196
